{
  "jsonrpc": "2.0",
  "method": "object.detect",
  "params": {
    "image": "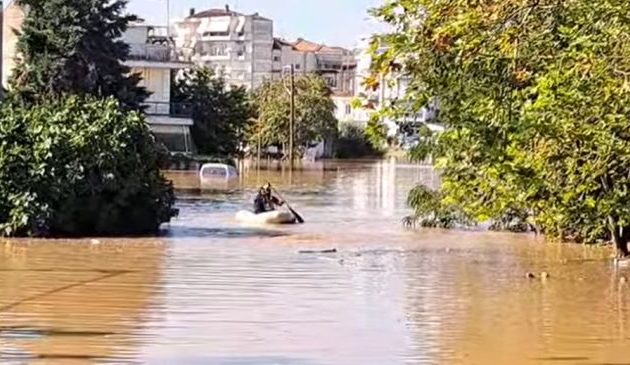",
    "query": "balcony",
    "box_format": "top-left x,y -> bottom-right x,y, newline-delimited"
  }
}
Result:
143,102 -> 193,119
128,43 -> 179,63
